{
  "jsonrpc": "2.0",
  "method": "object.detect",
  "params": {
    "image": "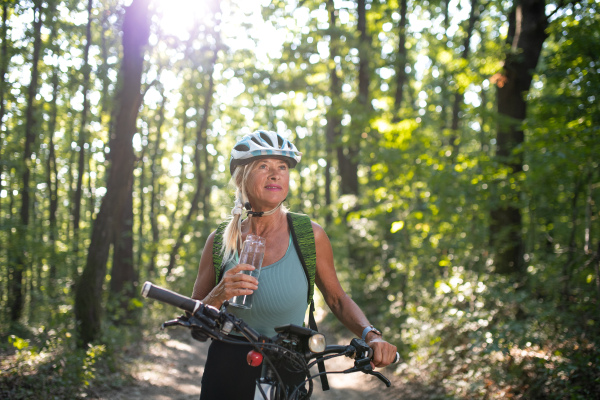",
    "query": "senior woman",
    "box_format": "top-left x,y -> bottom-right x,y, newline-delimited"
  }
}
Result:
192,130 -> 397,399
